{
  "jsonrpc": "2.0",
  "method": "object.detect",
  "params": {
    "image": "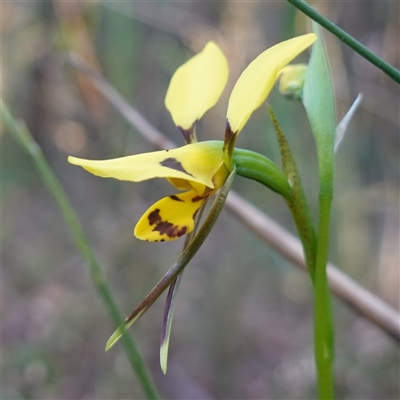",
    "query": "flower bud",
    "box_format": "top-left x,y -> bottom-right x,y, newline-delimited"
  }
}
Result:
278,64 -> 307,100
